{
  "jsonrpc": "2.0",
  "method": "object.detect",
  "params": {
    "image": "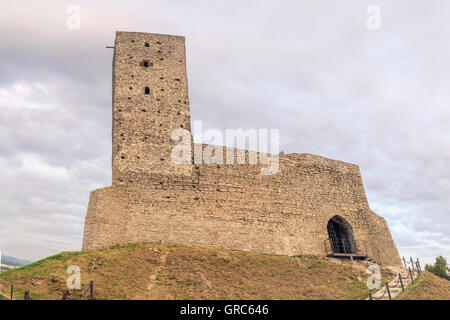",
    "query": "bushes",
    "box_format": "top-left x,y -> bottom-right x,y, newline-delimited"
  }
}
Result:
425,256 -> 450,281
